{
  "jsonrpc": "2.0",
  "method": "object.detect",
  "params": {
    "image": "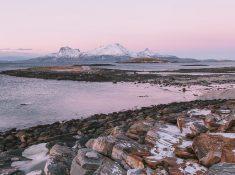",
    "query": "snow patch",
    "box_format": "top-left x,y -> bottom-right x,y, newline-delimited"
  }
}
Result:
210,133 -> 235,138
11,143 -> 48,173
187,109 -> 211,116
